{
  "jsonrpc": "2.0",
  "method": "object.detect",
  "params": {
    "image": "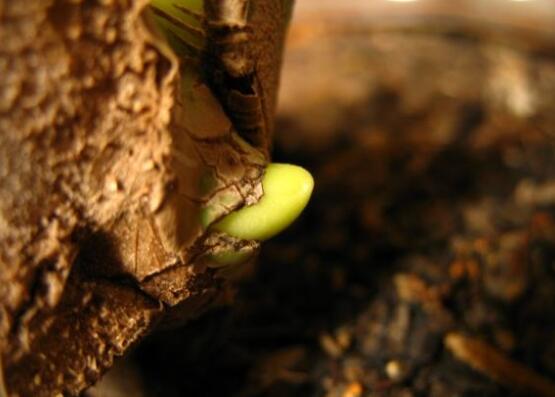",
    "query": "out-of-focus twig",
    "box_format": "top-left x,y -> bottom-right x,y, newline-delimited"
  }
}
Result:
445,332 -> 555,397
